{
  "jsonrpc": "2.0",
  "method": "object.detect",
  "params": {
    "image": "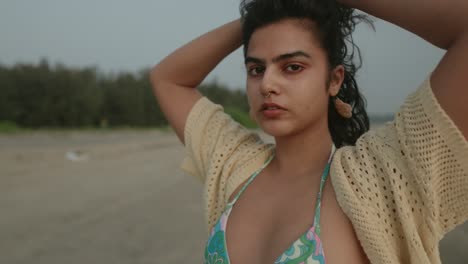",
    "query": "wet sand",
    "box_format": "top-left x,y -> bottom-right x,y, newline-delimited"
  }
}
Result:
0,130 -> 466,263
